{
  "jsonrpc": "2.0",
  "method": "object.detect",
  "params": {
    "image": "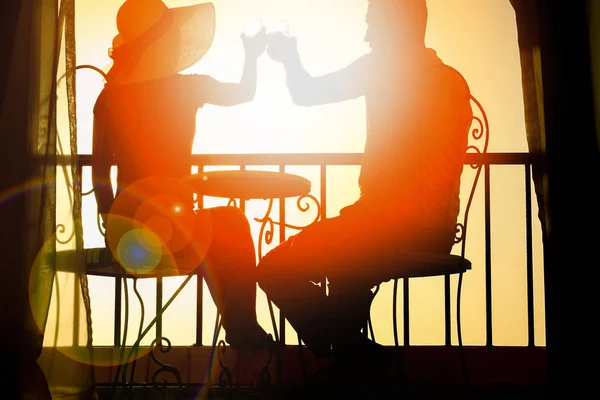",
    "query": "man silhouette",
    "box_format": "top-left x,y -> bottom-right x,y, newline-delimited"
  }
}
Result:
257,0 -> 473,370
